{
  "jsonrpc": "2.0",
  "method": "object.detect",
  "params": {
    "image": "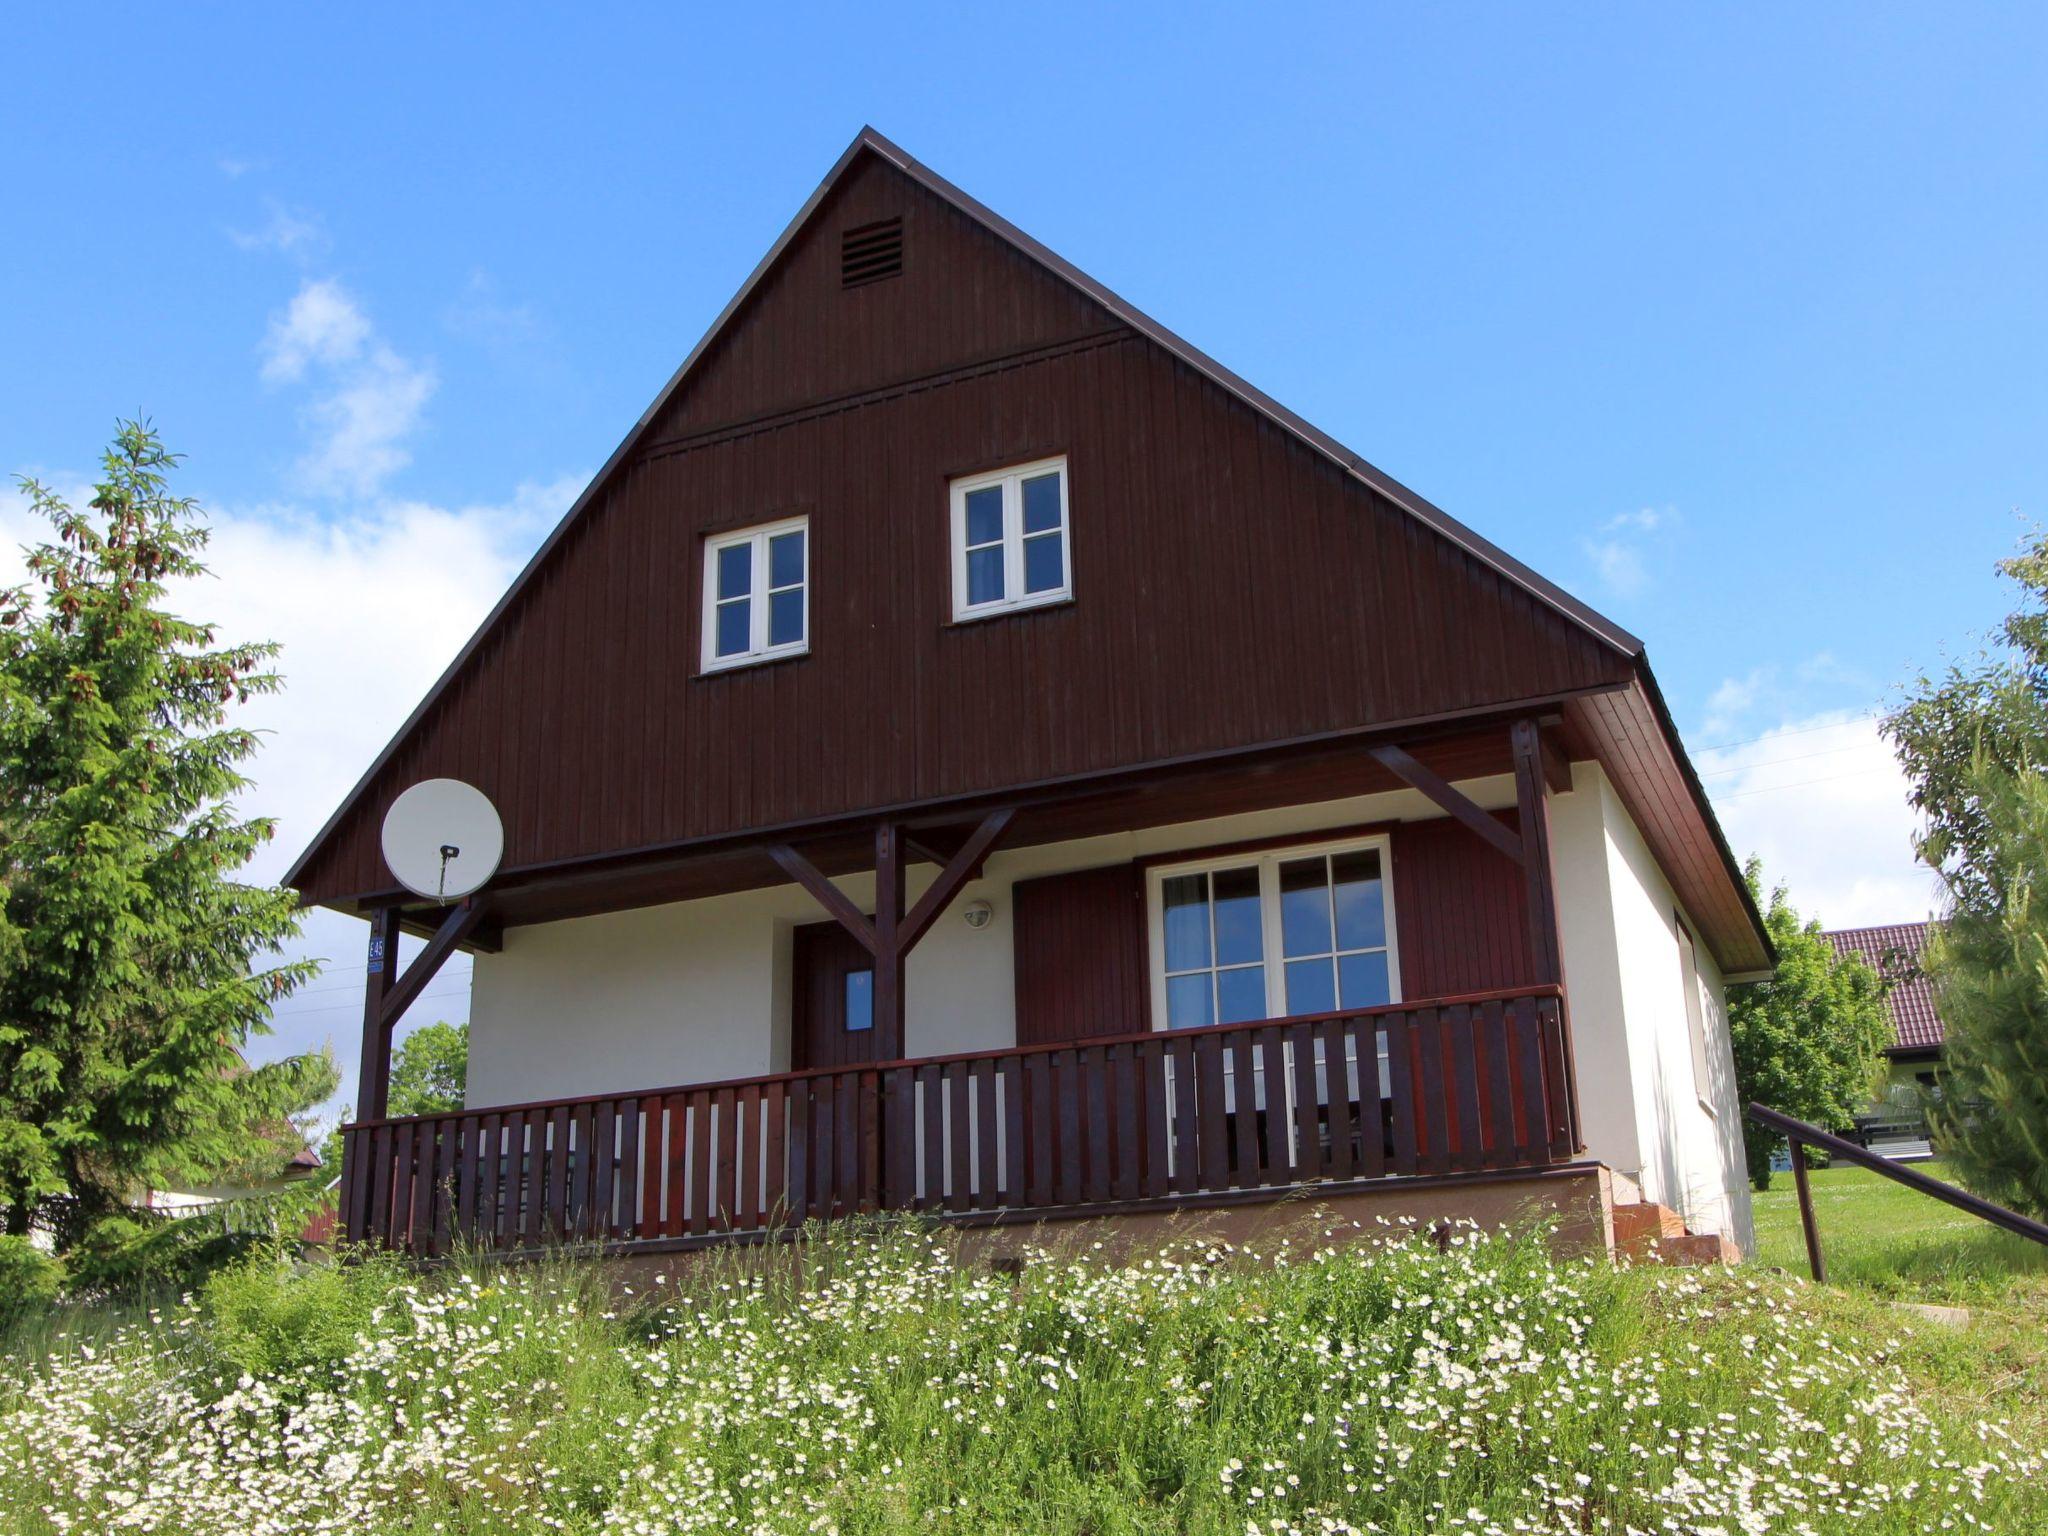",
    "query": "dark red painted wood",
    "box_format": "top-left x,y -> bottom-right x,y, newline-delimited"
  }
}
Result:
1013,863 -> 1145,1046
